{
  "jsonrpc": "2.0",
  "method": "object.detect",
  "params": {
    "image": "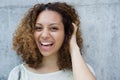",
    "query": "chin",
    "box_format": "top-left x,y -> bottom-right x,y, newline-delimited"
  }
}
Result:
40,51 -> 58,57
41,52 -> 52,56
